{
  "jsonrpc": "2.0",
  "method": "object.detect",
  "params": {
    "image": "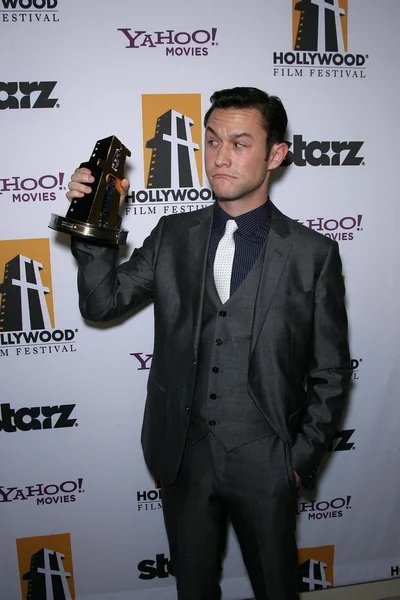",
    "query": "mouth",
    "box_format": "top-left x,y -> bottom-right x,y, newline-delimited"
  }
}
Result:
212,174 -> 236,180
